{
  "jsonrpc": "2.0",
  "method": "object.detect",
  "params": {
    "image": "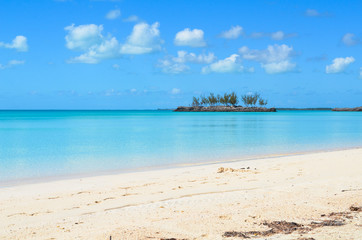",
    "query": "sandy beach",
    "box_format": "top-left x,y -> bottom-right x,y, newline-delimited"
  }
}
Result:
0,148 -> 361,240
